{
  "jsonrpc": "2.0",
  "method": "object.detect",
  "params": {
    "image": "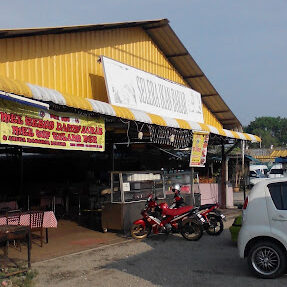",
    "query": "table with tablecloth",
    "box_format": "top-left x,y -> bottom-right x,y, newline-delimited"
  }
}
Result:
0,201 -> 18,211
0,211 -> 57,243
